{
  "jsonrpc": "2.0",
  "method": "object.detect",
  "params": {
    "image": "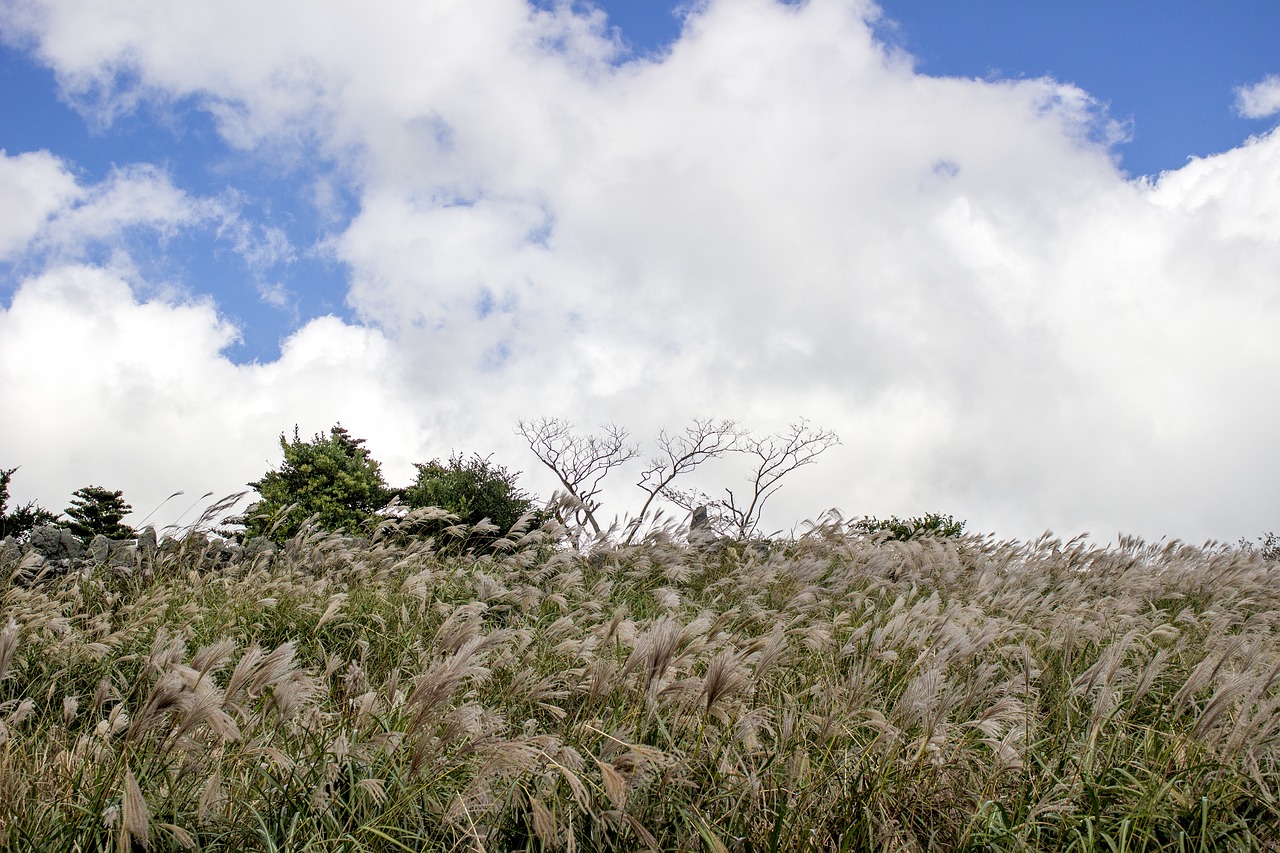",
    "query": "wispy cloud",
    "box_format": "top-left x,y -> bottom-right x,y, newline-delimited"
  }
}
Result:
1235,74 -> 1280,119
0,150 -> 218,265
